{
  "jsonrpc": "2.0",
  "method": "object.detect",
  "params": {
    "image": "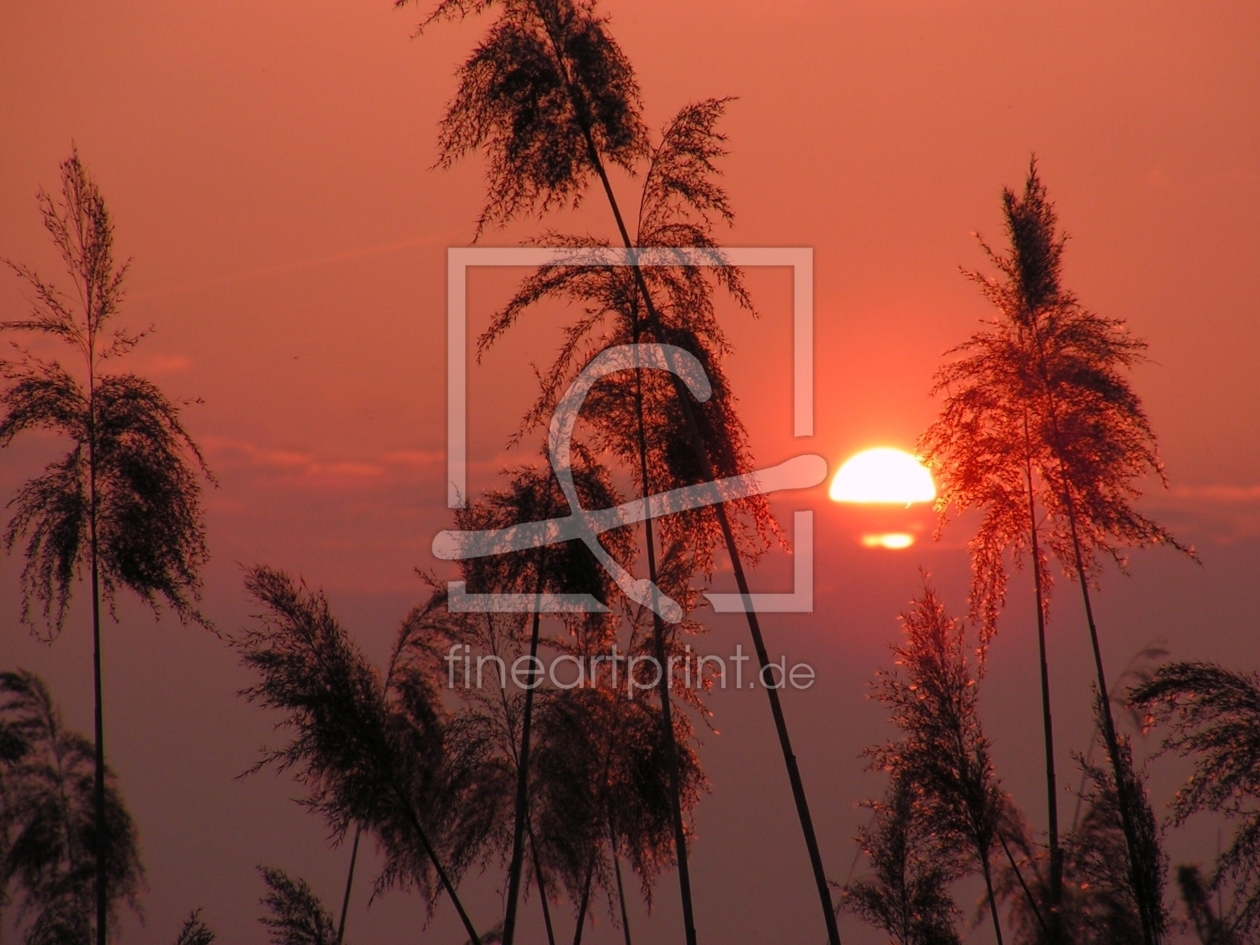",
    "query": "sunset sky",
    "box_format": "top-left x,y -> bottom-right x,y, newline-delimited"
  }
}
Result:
2,2 -> 1259,942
